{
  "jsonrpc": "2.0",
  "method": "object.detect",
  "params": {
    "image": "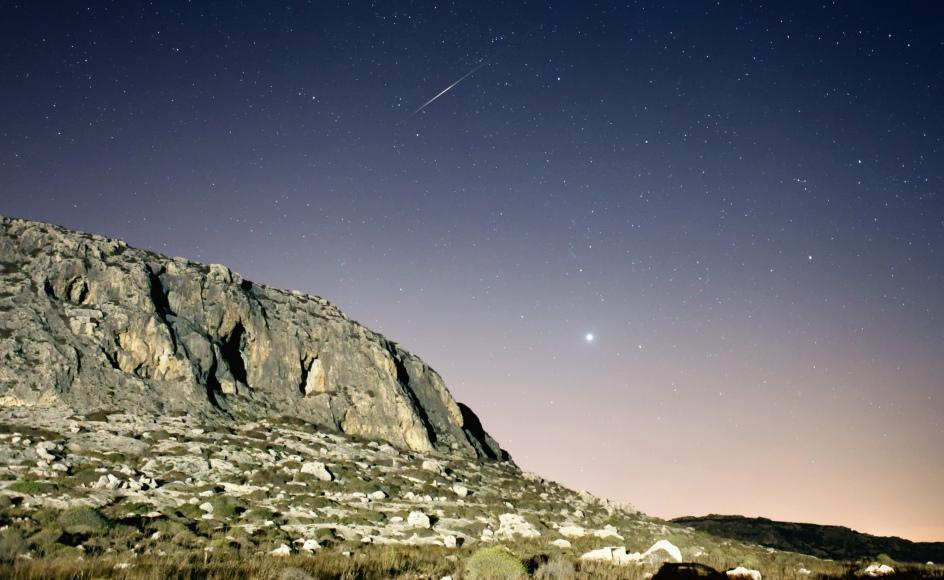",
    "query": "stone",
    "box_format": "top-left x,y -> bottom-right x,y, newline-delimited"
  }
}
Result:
559,524 -> 586,538
580,547 -> 615,562
451,483 -> 469,497
422,459 -> 446,474
593,524 -> 623,540
367,490 -> 386,501
300,462 -> 333,482
443,535 -> 457,548
270,544 -> 292,556
641,540 -> 682,564
551,539 -> 572,549
496,513 -> 541,539
408,511 -> 431,528
727,567 -> 763,580
91,474 -> 122,490
861,564 -> 894,577
300,539 -> 321,552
